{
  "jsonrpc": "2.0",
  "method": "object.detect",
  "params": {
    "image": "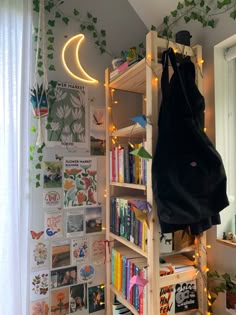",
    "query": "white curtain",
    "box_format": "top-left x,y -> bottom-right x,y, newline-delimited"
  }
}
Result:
0,0 -> 32,314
